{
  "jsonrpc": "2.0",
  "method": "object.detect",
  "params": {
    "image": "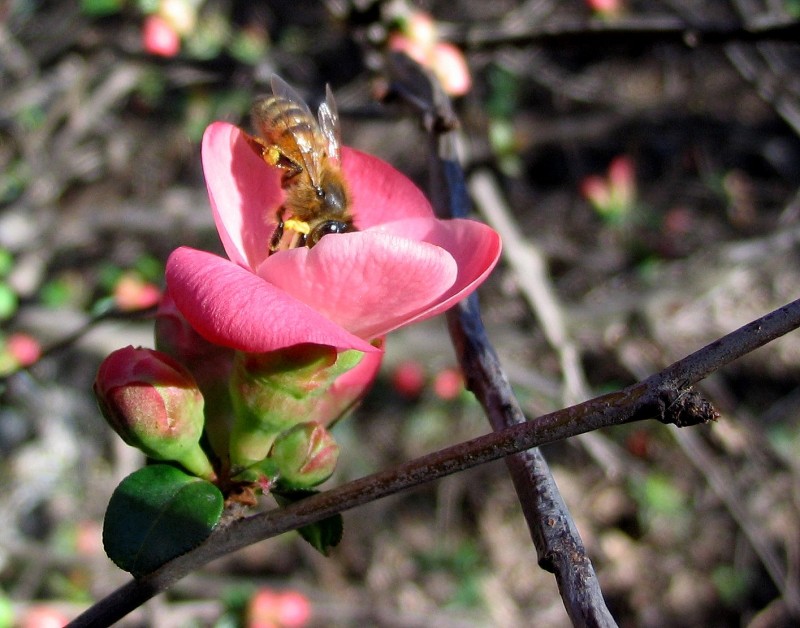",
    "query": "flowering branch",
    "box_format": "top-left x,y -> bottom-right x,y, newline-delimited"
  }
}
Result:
68,293 -> 800,627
